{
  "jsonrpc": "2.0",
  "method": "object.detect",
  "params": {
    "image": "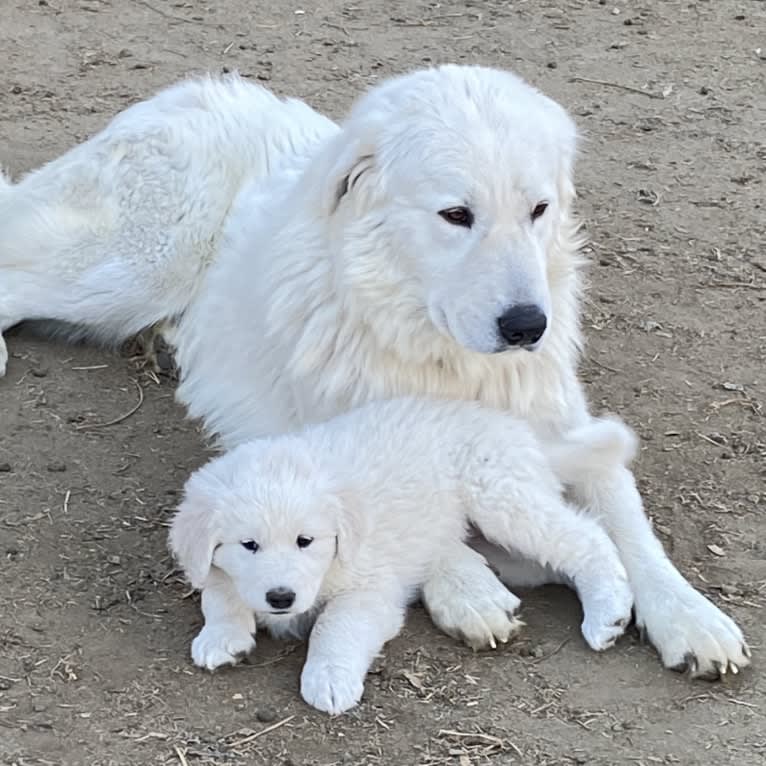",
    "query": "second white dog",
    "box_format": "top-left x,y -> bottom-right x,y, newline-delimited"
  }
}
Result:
170,398 -> 636,715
